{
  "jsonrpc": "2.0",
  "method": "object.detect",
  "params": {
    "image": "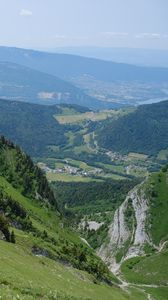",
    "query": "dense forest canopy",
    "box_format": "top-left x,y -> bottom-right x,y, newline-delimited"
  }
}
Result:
97,100 -> 168,155
0,99 -> 81,156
